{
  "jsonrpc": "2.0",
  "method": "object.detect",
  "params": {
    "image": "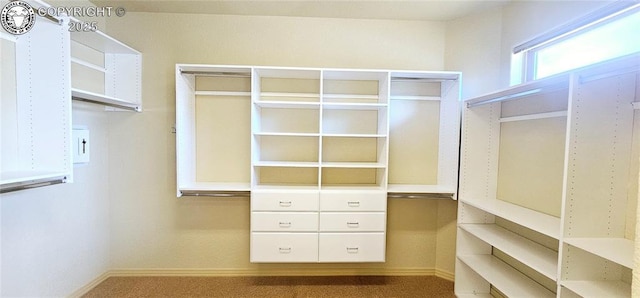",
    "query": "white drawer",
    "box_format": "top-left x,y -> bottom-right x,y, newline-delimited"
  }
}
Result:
319,212 -> 386,232
251,191 -> 319,211
319,191 -> 386,211
319,233 -> 385,262
251,233 -> 318,263
252,212 -> 318,232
